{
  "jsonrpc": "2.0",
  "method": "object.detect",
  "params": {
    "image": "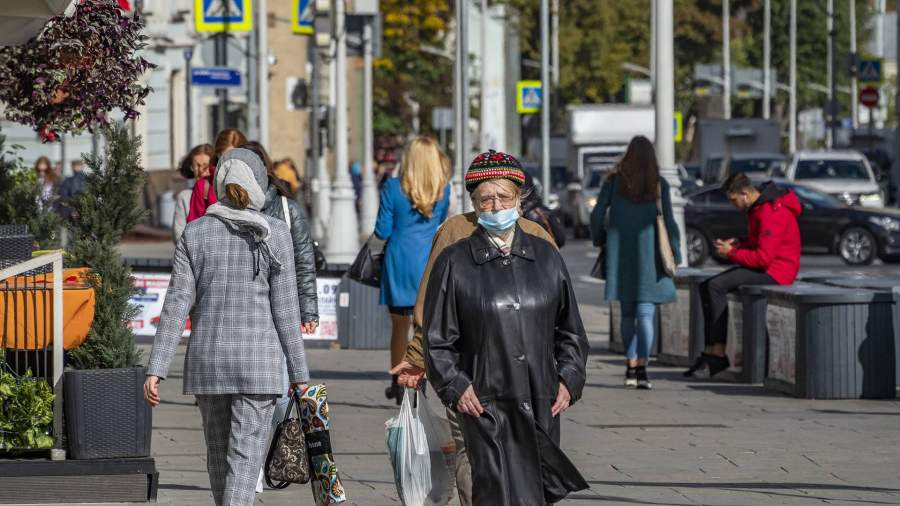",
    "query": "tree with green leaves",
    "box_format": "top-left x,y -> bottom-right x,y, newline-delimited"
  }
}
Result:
66,125 -> 146,370
374,0 -> 454,137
